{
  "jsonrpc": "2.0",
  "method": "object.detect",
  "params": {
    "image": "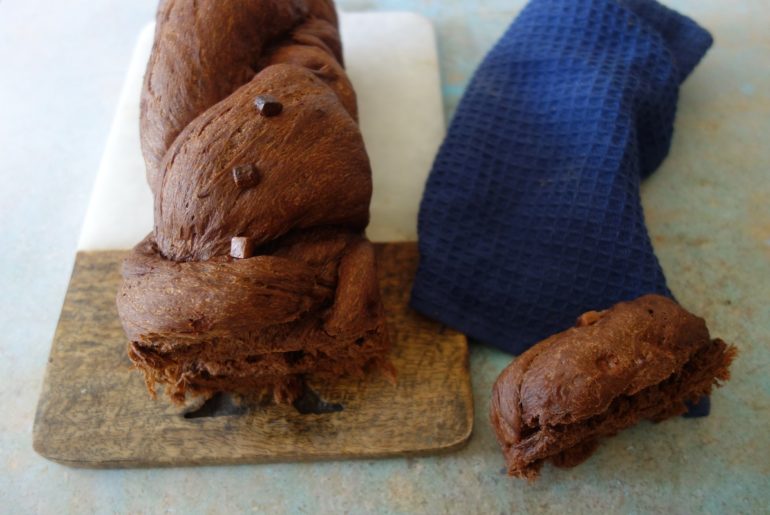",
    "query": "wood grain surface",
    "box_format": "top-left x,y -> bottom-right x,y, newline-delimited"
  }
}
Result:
33,242 -> 473,468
